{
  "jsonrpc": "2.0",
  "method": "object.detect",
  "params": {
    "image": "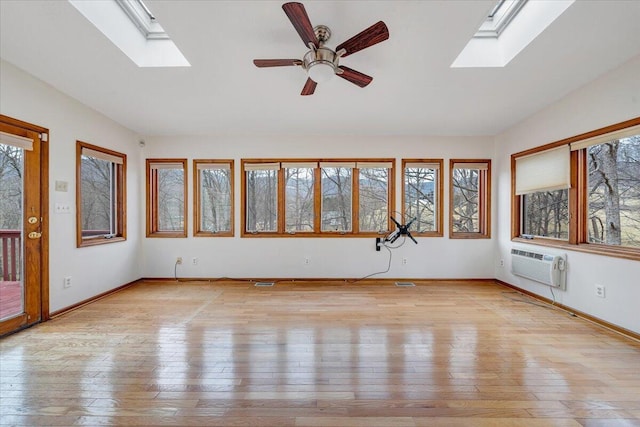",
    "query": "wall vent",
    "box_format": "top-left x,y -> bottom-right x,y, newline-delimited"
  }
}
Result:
511,248 -> 566,290
255,282 -> 274,287
395,282 -> 415,287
